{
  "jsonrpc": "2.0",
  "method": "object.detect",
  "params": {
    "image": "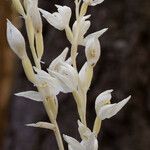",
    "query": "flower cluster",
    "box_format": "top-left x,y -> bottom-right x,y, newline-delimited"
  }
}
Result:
7,0 -> 131,149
